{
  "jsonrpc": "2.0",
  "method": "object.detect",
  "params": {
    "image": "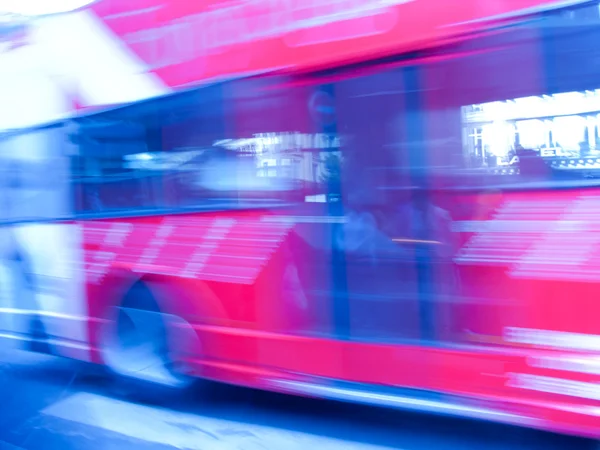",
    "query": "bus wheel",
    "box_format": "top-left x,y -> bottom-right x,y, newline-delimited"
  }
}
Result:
100,281 -> 196,403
